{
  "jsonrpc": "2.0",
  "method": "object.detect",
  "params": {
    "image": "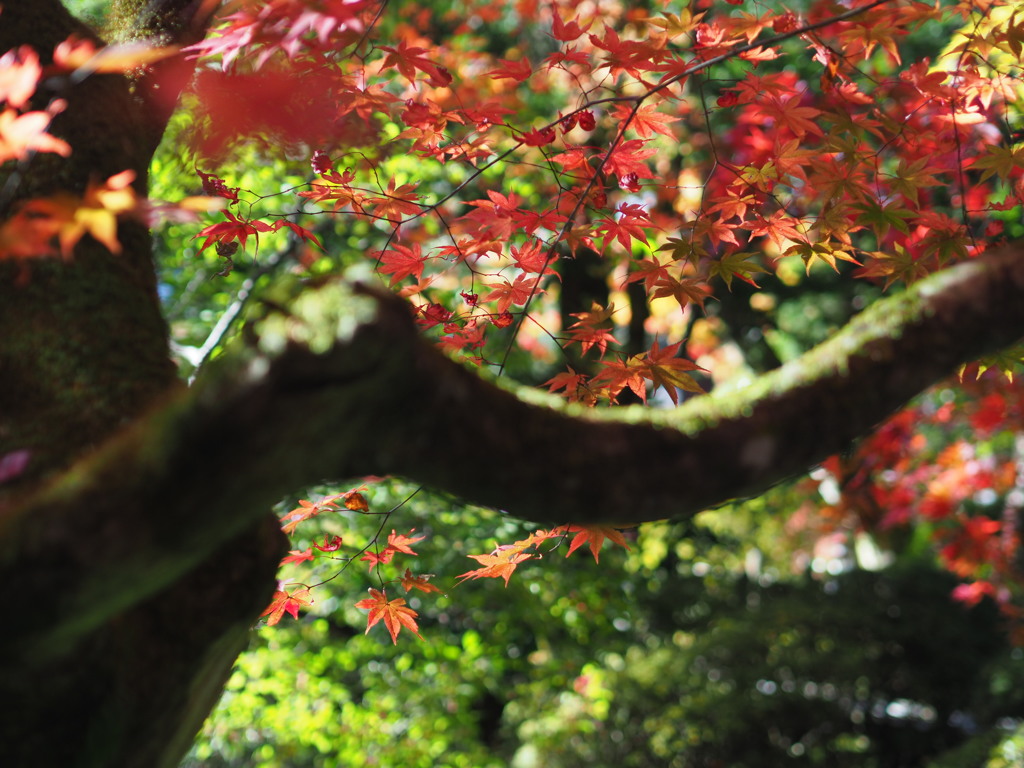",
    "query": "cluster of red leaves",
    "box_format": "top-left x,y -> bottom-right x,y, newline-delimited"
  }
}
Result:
794,368 -> 1024,638
191,167 -> 321,266
278,487 -> 369,534
269,484 -> 446,643
183,0 -> 1024,636
456,524 -> 633,586
198,0 -> 1021,403
271,484 -> 633,641
0,45 -> 68,165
